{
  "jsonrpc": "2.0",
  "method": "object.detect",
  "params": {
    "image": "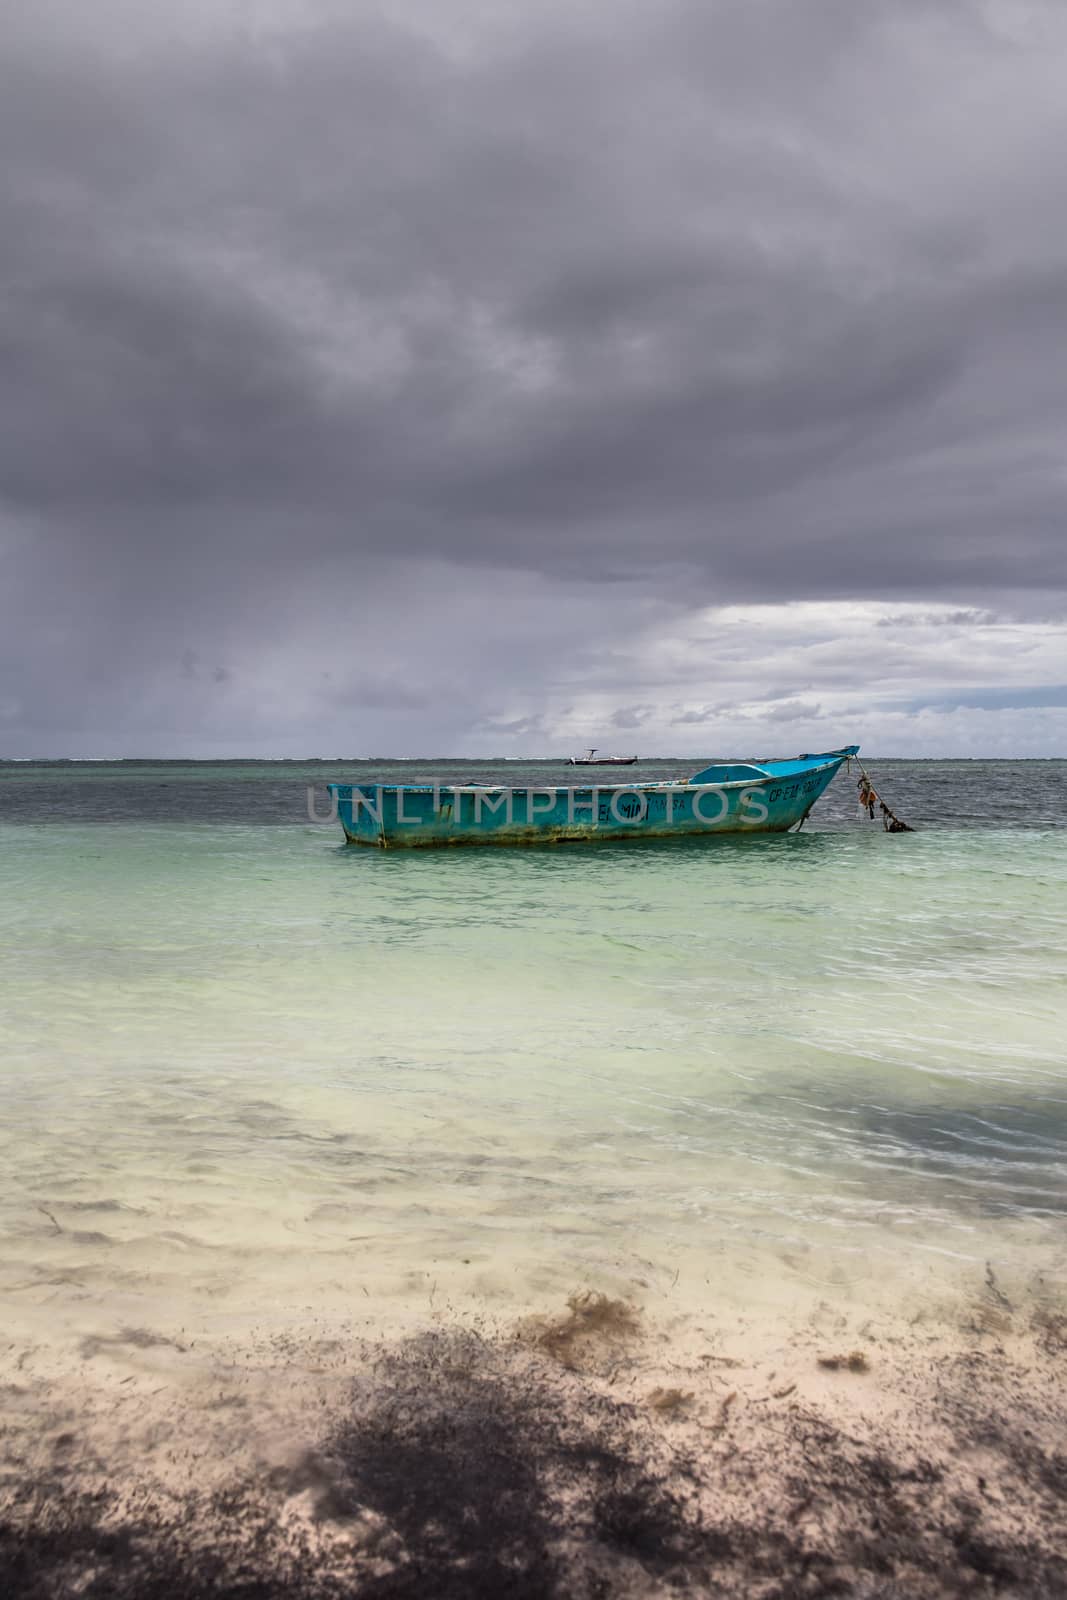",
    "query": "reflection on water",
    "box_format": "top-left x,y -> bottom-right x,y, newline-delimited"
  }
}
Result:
1,767 -> 1066,1358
